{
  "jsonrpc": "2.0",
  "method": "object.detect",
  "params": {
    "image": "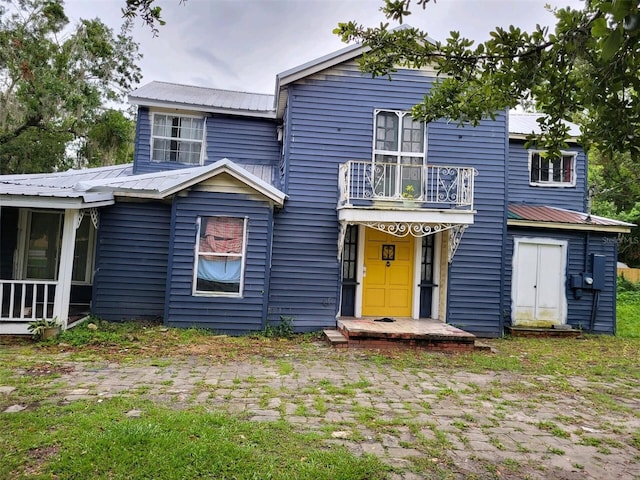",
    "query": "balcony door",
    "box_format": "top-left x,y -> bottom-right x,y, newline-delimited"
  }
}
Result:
373,109 -> 425,199
362,228 -> 414,317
